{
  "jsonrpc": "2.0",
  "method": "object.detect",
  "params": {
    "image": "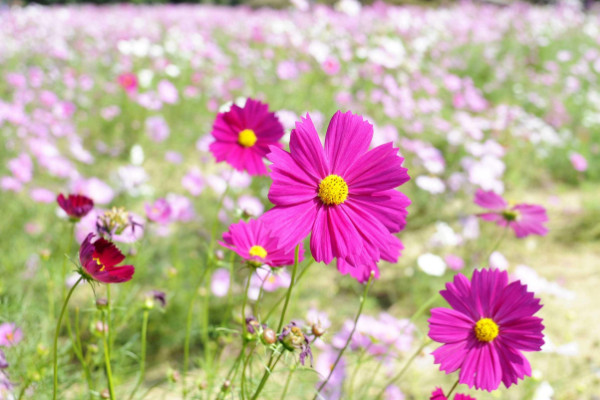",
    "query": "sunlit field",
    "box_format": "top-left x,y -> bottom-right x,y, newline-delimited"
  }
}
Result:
1,1 -> 599,399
